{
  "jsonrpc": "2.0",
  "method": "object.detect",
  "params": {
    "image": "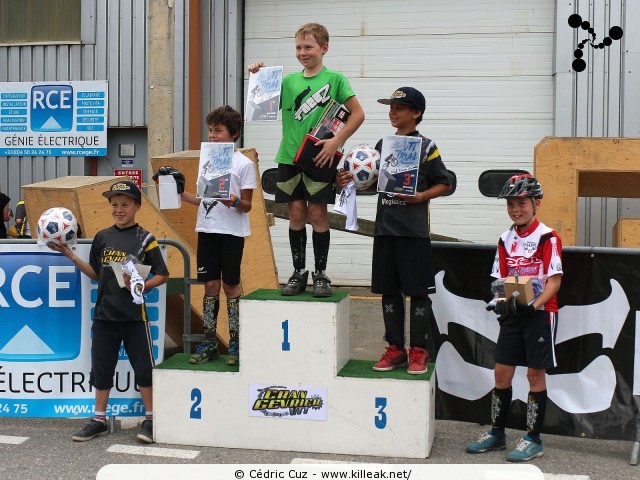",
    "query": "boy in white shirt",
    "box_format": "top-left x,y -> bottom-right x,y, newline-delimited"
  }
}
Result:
180,106 -> 257,366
